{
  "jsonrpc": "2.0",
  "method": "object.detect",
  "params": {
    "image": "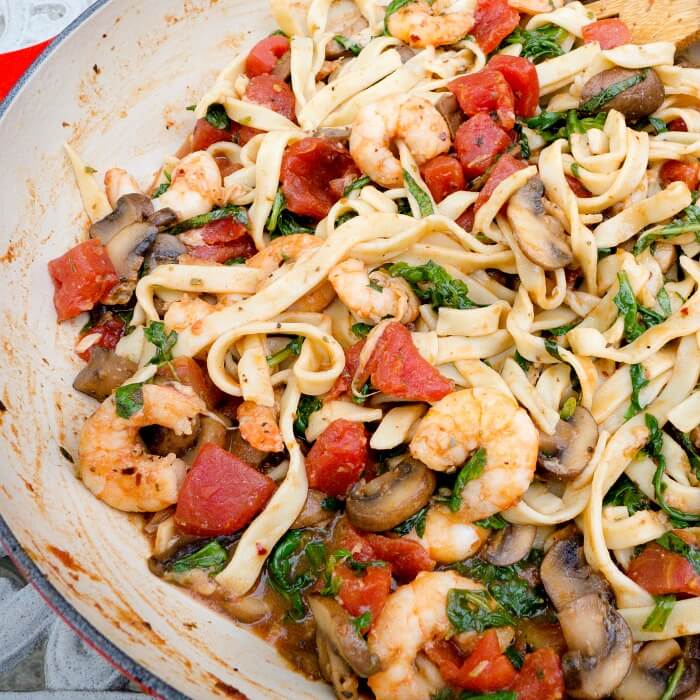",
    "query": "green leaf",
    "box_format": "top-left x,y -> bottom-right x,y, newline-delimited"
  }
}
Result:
579,70 -> 646,113
649,116 -> 668,134
504,23 -> 566,62
504,646 -> 523,671
642,595 -> 675,632
560,396 -> 578,421
165,205 -> 248,236
266,191 -> 315,238
514,351 -> 531,373
388,260 -> 479,310
224,256 -> 246,265
604,474 -> 650,516
624,363 -> 649,421
473,513 -> 508,530
114,383 -> 144,419
351,322 -> 373,338
335,211 -> 358,228
334,34 -> 362,56
598,247 -> 615,259
268,530 -> 316,620
351,379 -> 373,405
658,287 -> 672,317
267,189 -> 286,233
145,322 -> 178,366
524,110 -> 606,143
403,169 -> 435,217
352,611 -> 372,635
660,658 -> 685,700
205,103 -> 231,130
186,104 -> 197,111
634,202 -> 700,254
318,548 -> 352,596
170,540 -> 228,574
513,122 -> 531,160
670,427 -> 700,480
293,395 -> 322,439
614,271 -> 645,343
343,175 -> 370,196
393,507 -> 428,537
447,588 -> 514,633
266,336 -> 304,366
321,496 -> 343,511
384,0 -> 414,34
544,338 -> 563,361
548,320 -> 579,336
656,531 -> 700,575
152,181 -> 170,198
449,448 -> 486,512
